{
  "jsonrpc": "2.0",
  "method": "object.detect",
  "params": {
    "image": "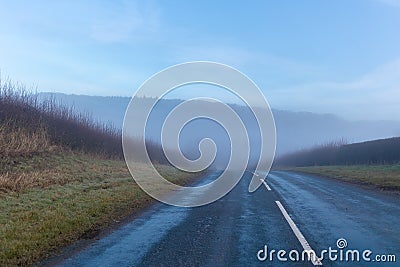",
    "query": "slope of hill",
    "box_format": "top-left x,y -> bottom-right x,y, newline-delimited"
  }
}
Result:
0,83 -> 197,265
1,90 -> 121,158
